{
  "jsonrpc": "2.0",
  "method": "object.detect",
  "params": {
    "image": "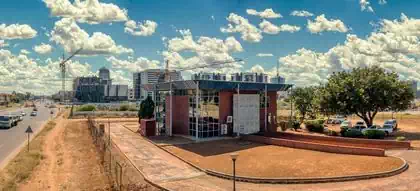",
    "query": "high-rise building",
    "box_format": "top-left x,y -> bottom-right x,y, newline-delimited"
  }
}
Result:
231,72 -> 268,83
73,67 -> 127,102
271,76 -> 285,84
133,69 -> 182,101
191,72 -> 227,81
